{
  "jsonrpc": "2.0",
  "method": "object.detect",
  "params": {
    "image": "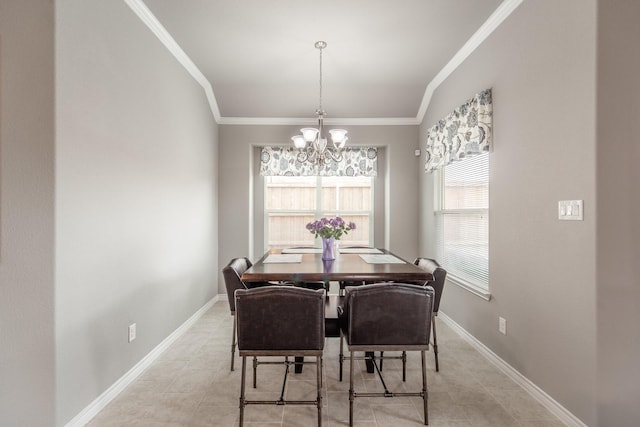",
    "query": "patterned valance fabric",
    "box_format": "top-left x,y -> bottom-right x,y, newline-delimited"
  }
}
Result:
260,146 -> 377,177
424,88 -> 492,173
